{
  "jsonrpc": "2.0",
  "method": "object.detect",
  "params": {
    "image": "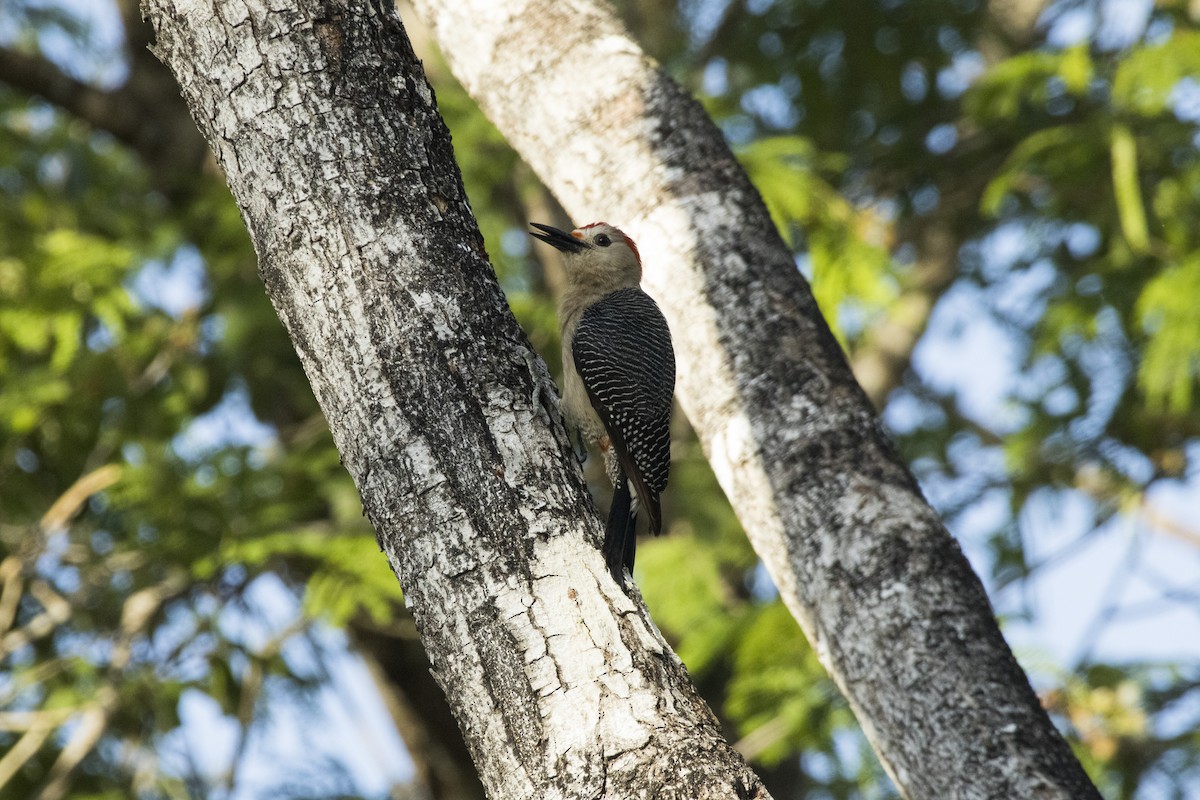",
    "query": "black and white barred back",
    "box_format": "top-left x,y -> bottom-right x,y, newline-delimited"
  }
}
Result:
571,287 -> 675,532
